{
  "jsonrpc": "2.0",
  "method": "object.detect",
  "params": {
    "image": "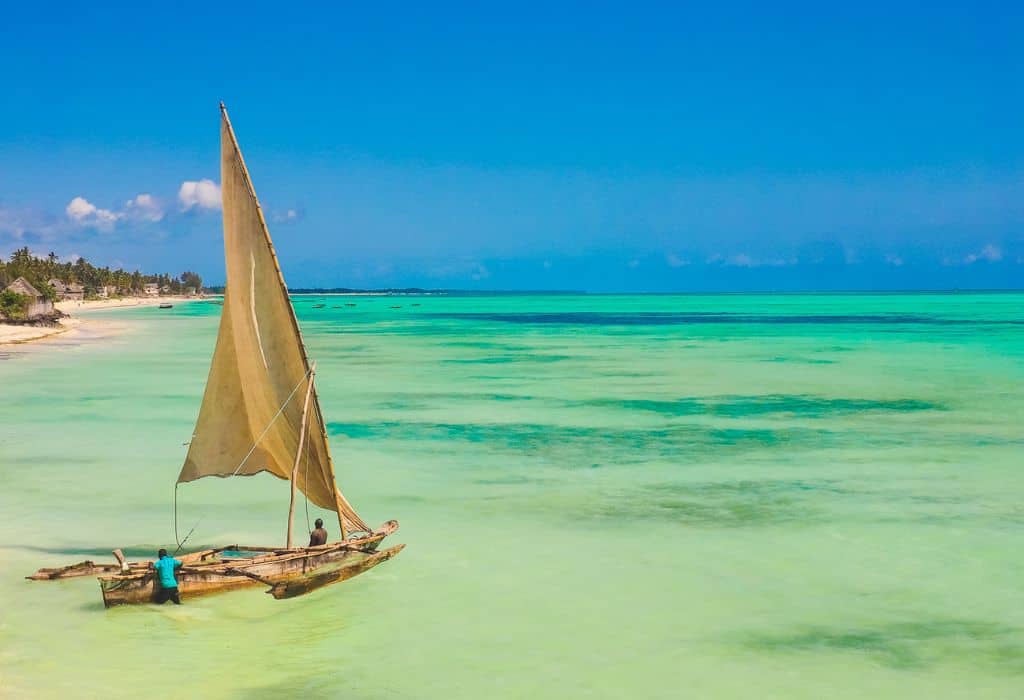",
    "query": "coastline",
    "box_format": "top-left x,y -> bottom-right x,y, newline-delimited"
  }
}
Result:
0,295 -> 202,347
